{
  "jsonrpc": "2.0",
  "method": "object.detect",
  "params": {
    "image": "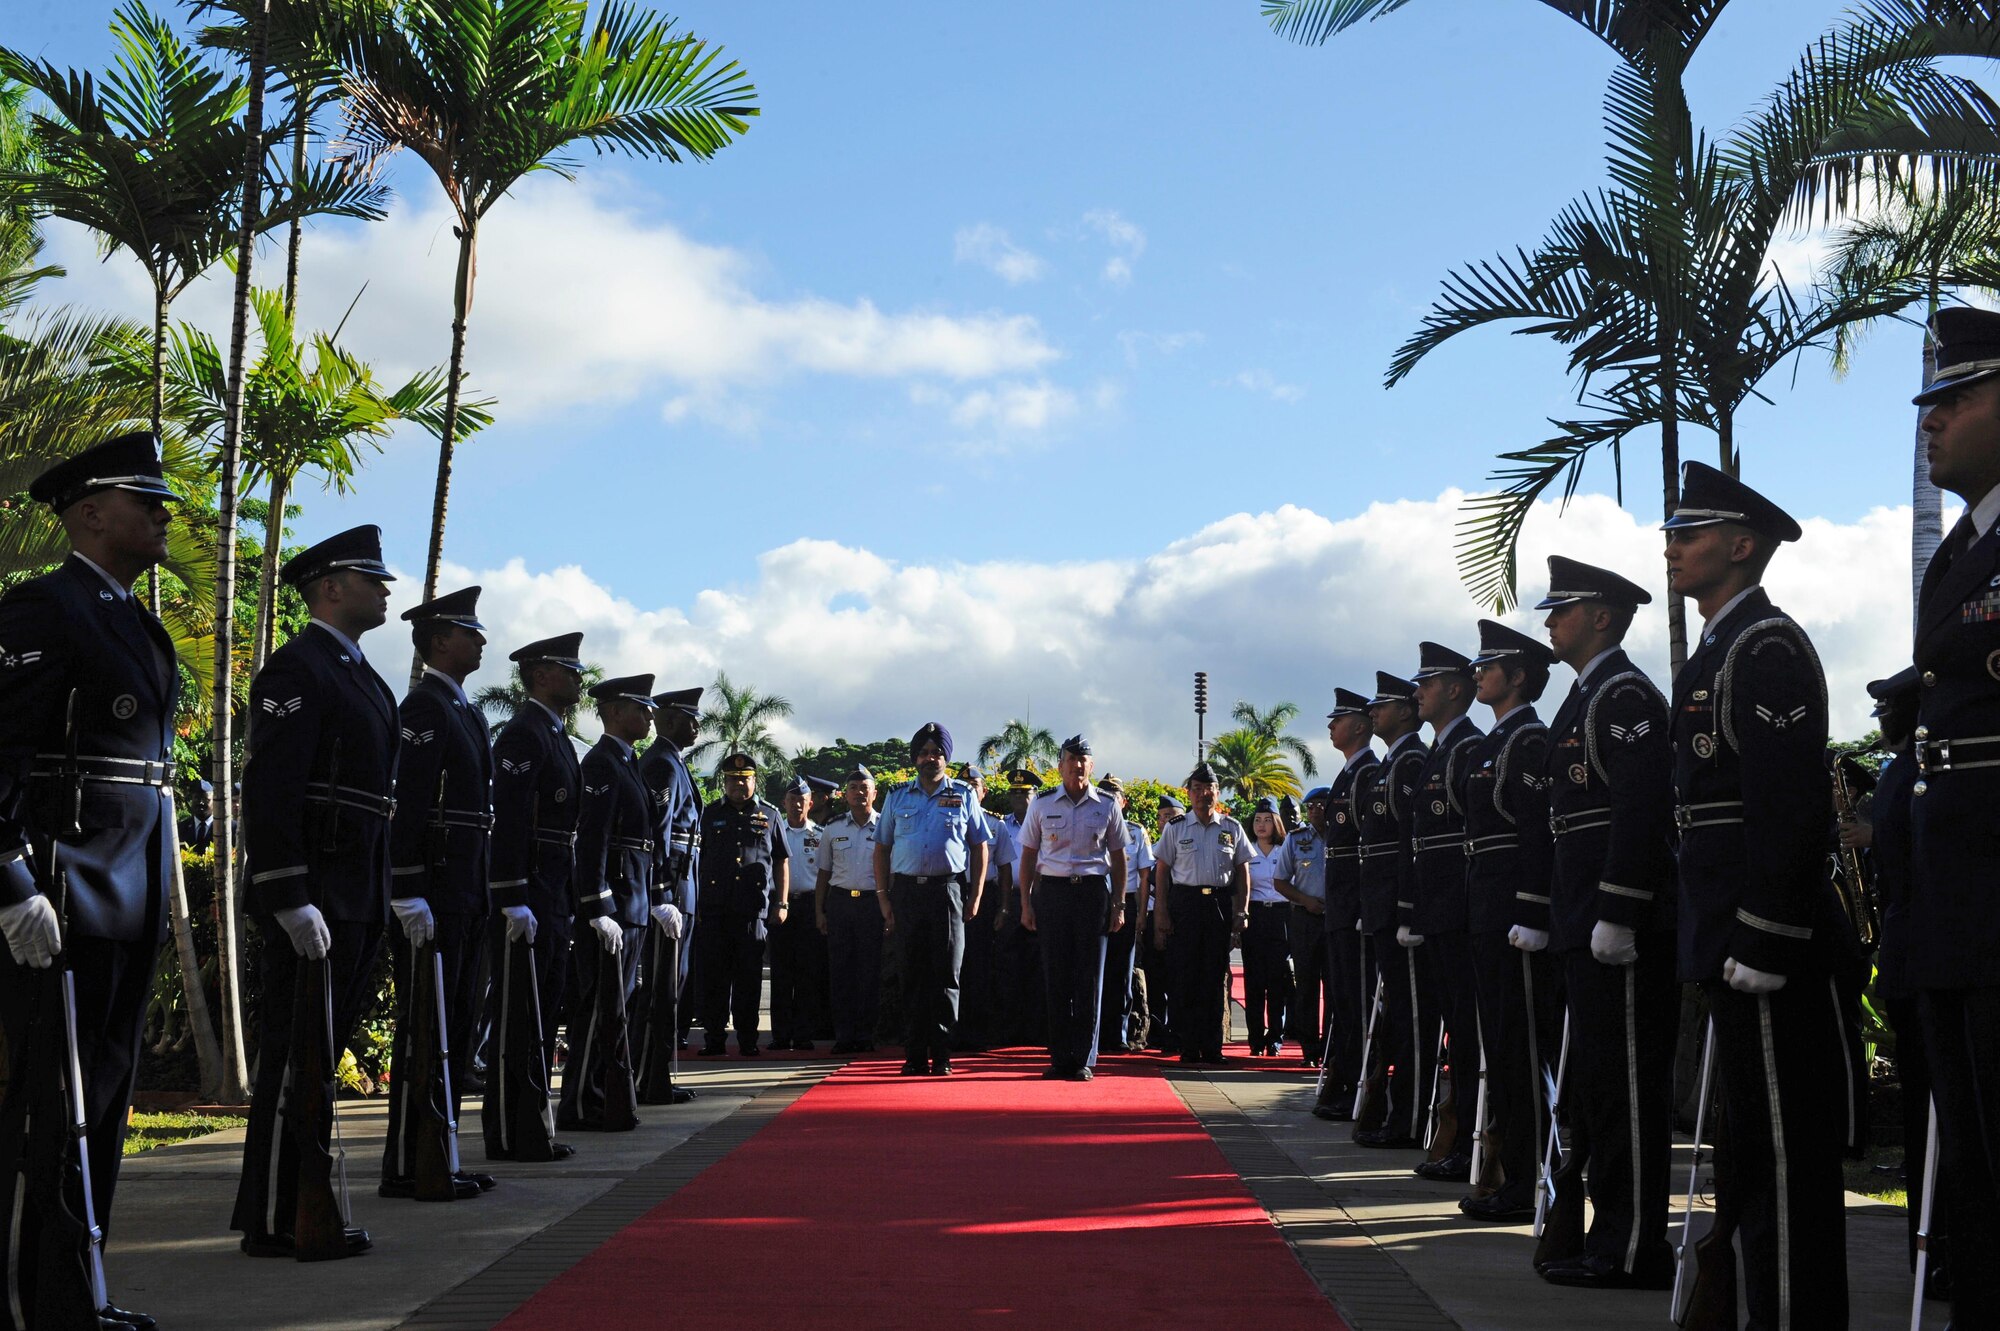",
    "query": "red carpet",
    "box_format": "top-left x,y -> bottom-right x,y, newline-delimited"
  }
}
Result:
498,1051 -> 1346,1329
